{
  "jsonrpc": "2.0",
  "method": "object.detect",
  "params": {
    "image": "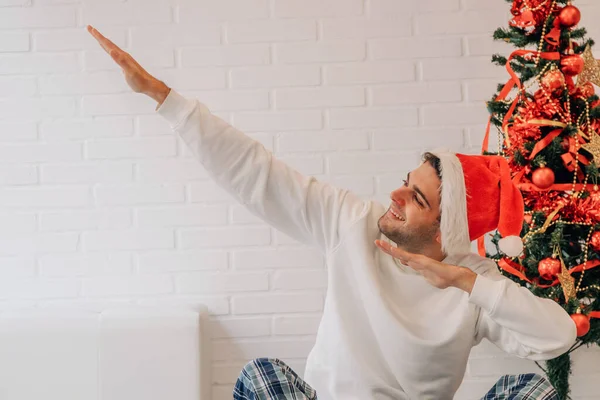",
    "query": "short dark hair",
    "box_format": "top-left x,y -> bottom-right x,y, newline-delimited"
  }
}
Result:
422,152 -> 442,182
422,152 -> 442,222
